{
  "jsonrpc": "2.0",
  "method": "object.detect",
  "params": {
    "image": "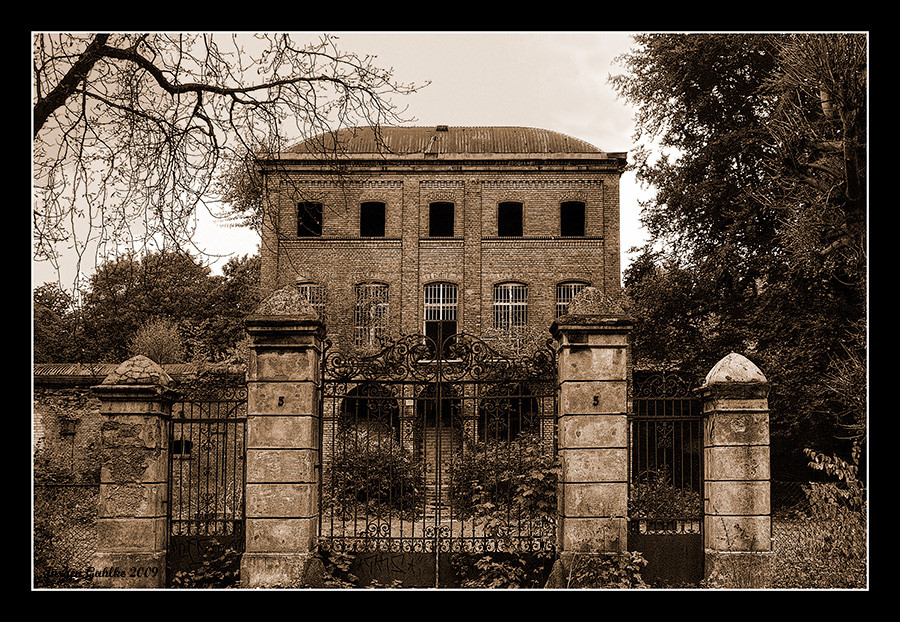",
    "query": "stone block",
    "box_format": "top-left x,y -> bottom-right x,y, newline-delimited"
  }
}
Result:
562,482 -> 628,517
705,445 -> 770,481
559,517 -> 627,553
704,515 -> 772,552
558,346 -> 627,382
96,516 -> 167,552
560,447 -> 627,482
705,480 -> 770,516
705,550 -> 774,588
240,552 -> 323,588
558,414 -> 627,448
245,517 -> 318,553
246,482 -> 318,518
248,381 -> 317,415
247,448 -> 317,483
99,483 -> 166,518
559,380 -> 626,415
704,411 -> 769,446
251,348 -> 319,382
247,414 -> 318,449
